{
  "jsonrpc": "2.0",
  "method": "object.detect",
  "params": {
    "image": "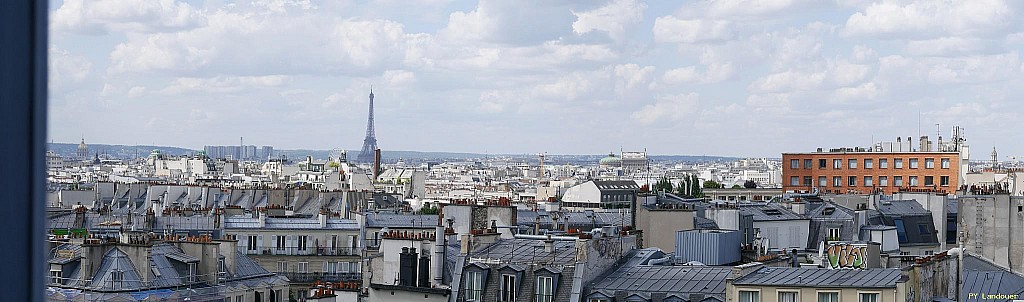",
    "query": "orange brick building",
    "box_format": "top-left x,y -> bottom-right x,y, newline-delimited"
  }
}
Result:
781,152 -> 961,195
